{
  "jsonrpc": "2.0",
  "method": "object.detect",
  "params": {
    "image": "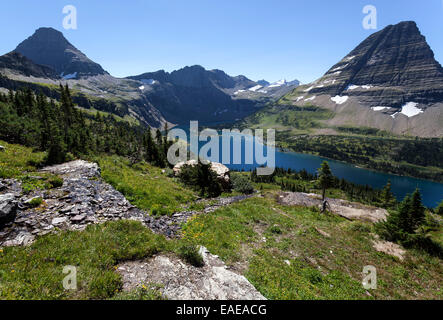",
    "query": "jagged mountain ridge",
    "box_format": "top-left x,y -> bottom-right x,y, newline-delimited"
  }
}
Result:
15,27 -> 108,78
128,65 -> 260,124
128,65 -> 300,124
